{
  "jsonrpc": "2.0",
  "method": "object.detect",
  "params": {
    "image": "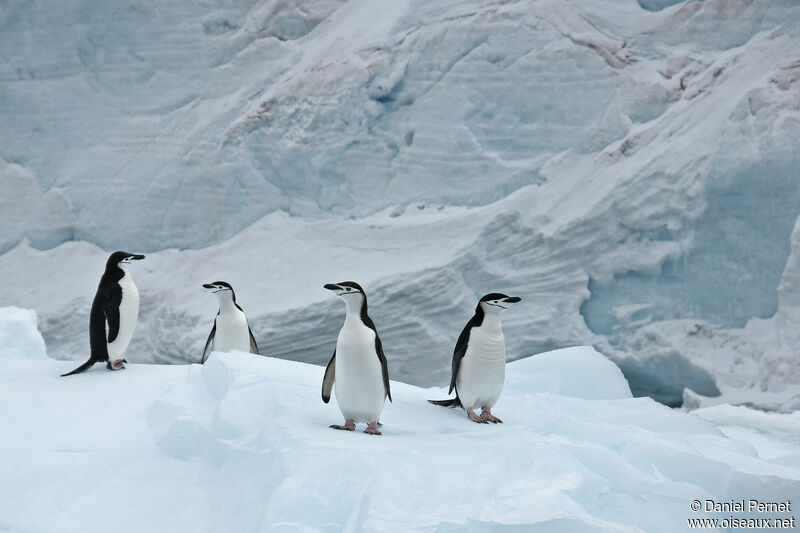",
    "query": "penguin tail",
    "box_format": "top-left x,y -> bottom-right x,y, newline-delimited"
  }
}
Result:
428,397 -> 462,409
60,359 -> 95,377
